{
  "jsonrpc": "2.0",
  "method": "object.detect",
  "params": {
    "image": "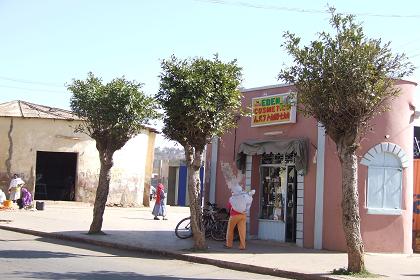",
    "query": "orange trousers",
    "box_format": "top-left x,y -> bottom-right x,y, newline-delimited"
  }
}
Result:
226,213 -> 247,249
